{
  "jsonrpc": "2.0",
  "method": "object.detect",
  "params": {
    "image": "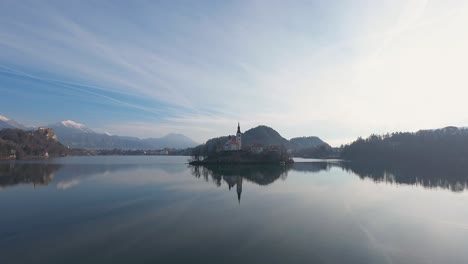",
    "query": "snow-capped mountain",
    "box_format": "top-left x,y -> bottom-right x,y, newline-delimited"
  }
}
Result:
47,120 -> 197,149
51,120 -> 95,134
0,115 -> 198,149
0,115 -> 29,130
